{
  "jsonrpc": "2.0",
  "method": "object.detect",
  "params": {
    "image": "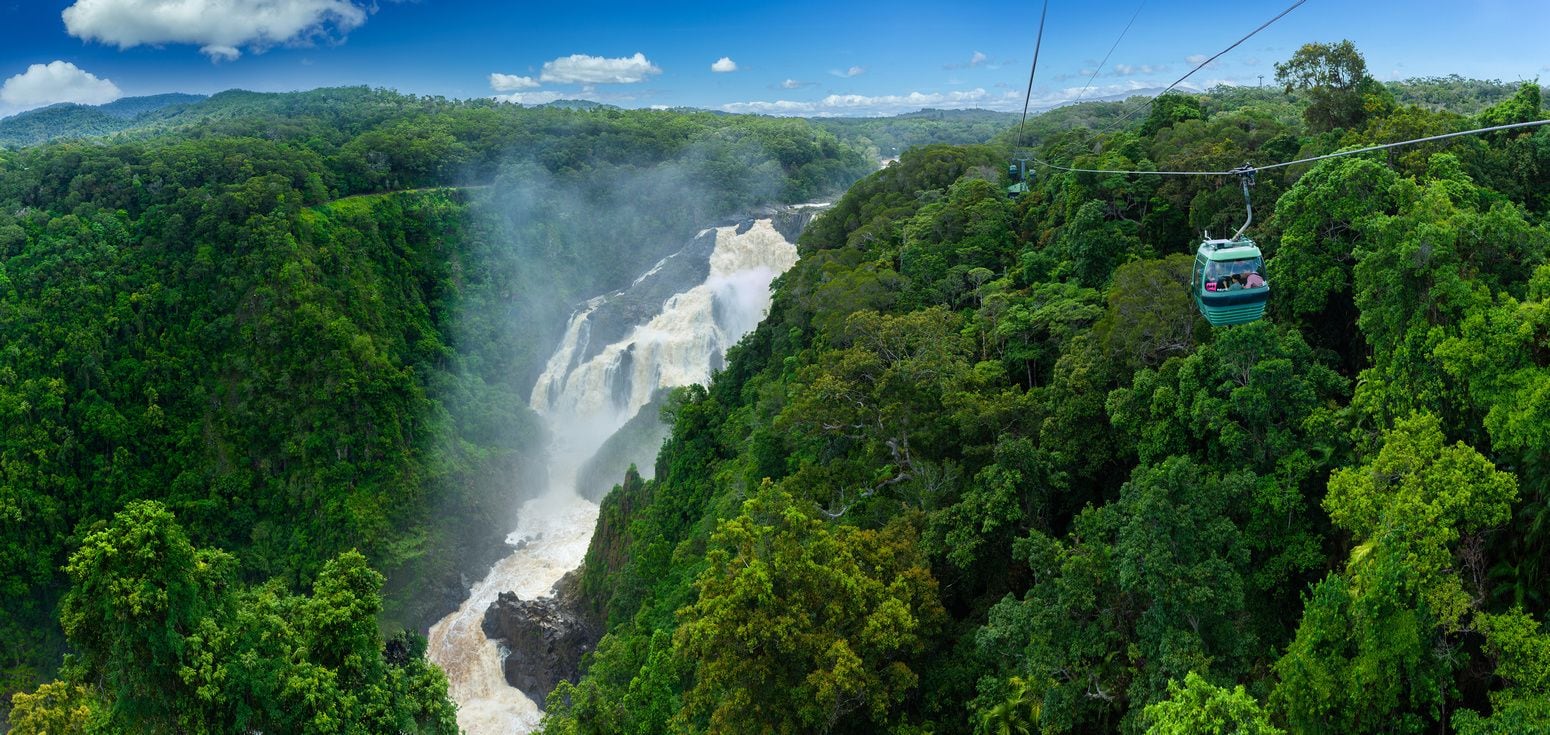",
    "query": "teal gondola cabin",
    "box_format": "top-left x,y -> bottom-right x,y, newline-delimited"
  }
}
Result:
1193,238 -> 1269,326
